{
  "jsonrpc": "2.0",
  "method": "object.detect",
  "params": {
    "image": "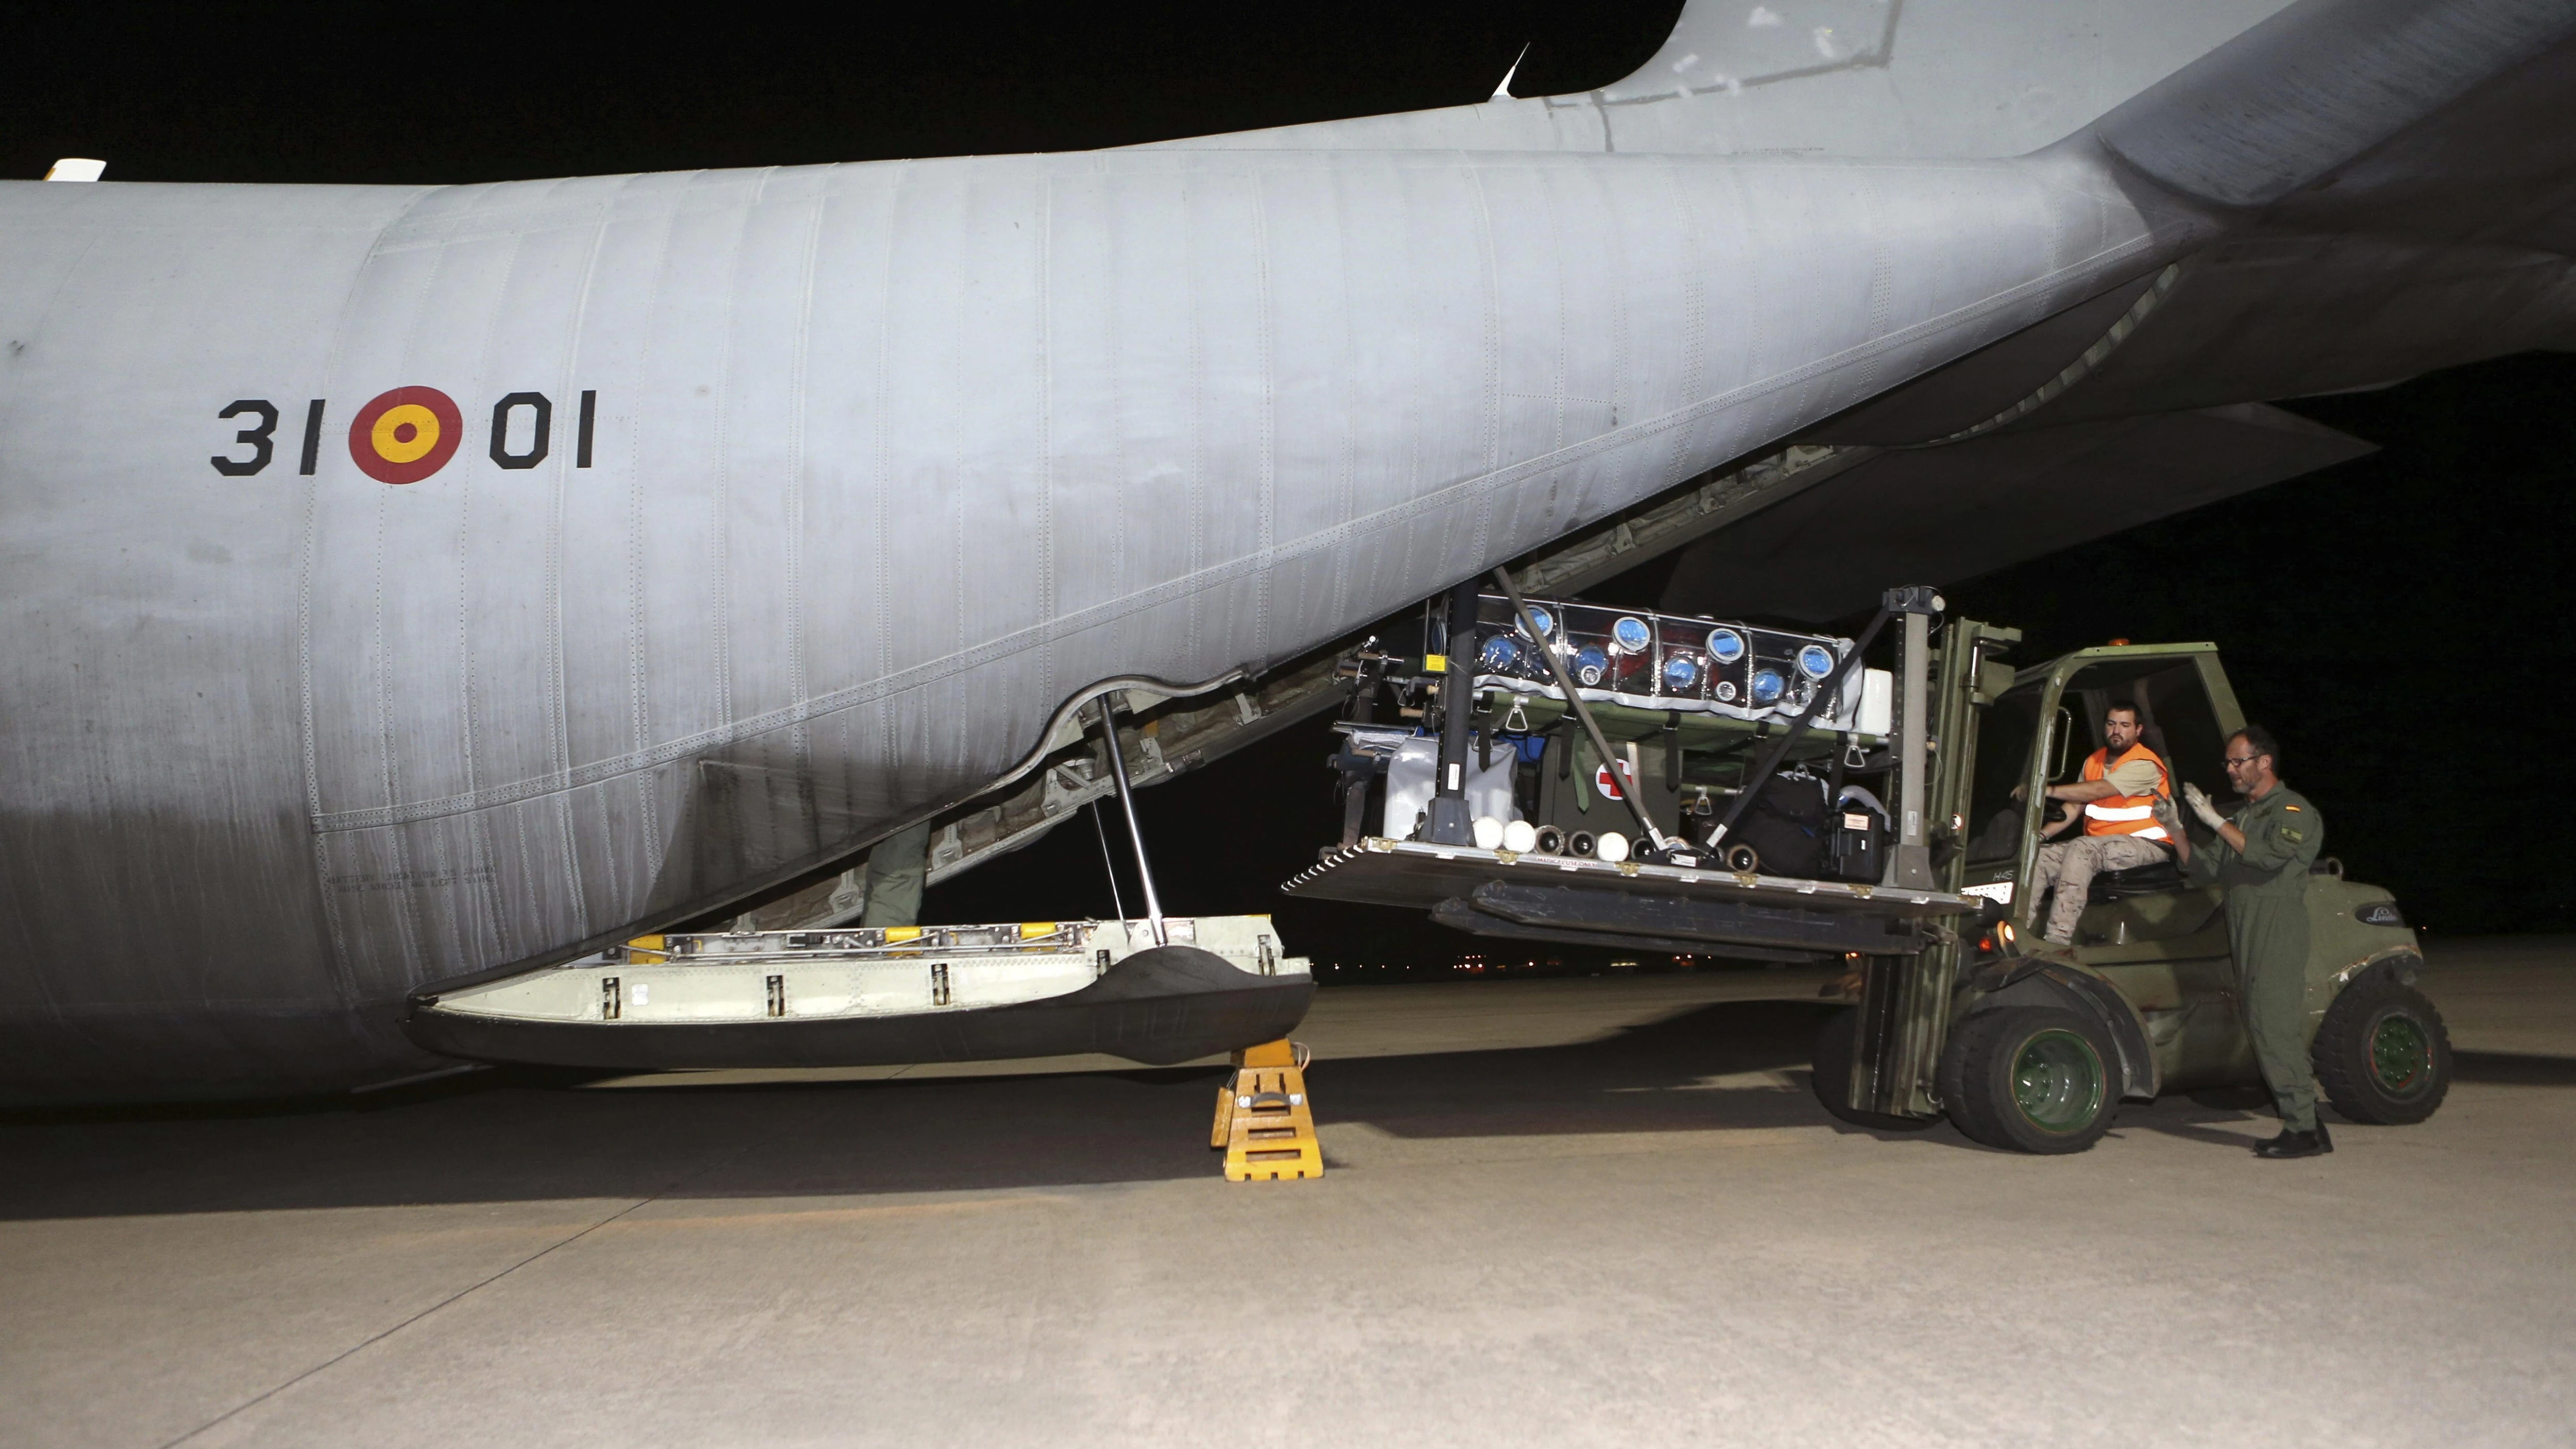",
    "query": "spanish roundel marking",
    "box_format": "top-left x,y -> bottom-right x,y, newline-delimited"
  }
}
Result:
348,386 -> 464,484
